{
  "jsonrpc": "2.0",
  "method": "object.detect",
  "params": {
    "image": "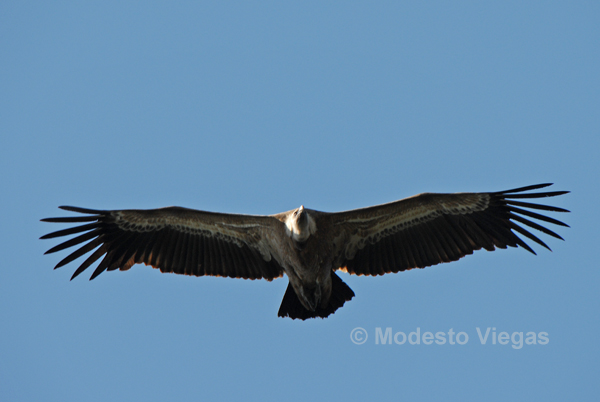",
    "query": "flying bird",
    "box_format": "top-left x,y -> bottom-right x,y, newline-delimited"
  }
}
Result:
41,183 -> 569,320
